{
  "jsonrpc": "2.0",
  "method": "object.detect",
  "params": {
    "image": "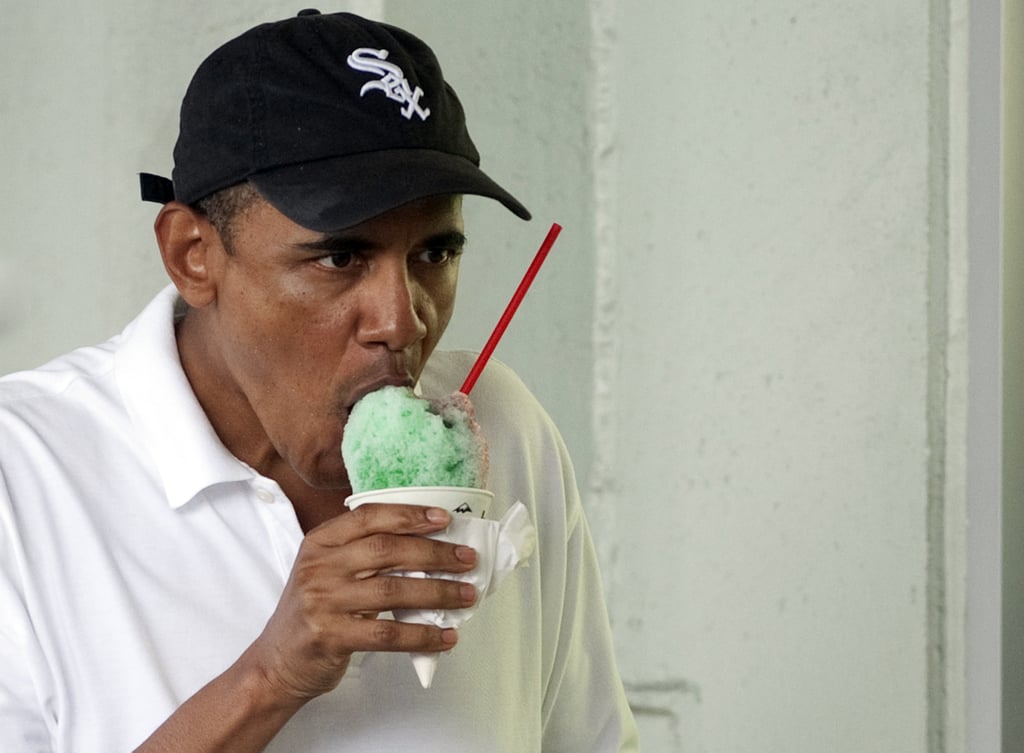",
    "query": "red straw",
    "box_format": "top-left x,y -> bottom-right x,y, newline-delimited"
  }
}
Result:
460,222 -> 563,395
